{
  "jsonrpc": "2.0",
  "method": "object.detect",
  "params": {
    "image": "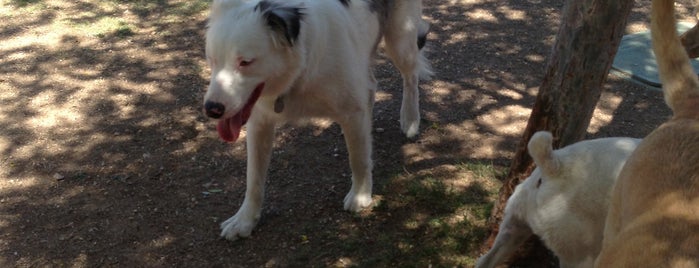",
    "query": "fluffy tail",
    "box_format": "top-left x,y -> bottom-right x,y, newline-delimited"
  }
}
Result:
651,0 -> 699,117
